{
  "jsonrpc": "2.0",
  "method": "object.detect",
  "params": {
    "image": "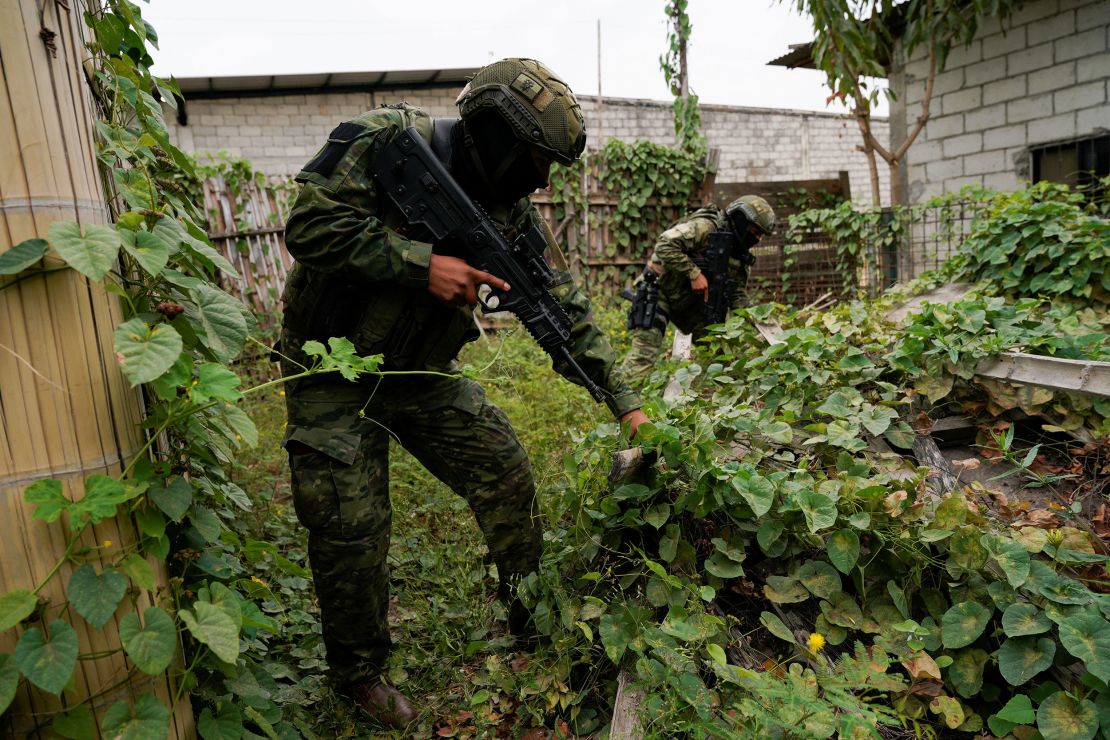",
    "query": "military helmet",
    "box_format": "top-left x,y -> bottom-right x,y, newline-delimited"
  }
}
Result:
726,195 -> 777,235
456,58 -> 587,165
